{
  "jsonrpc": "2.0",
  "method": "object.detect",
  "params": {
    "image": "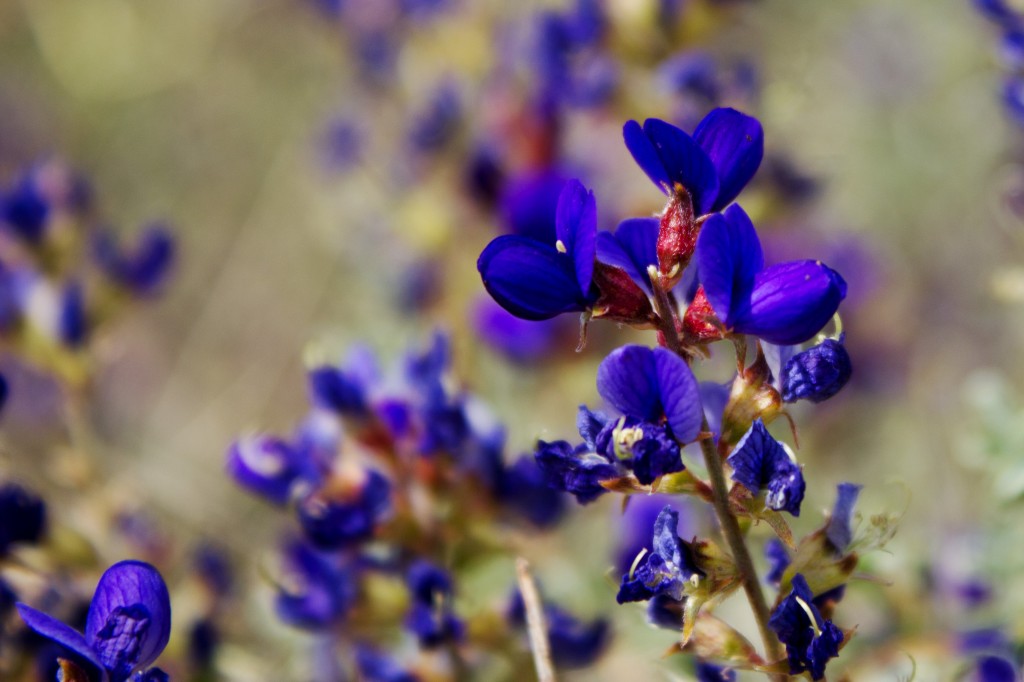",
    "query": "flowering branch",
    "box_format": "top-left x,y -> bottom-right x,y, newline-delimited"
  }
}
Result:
650,272 -> 787,676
